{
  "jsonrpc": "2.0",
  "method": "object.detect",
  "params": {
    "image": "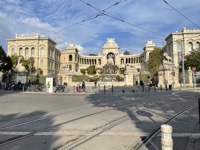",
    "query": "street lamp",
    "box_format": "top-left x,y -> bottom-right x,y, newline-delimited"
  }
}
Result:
181,40 -> 186,87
